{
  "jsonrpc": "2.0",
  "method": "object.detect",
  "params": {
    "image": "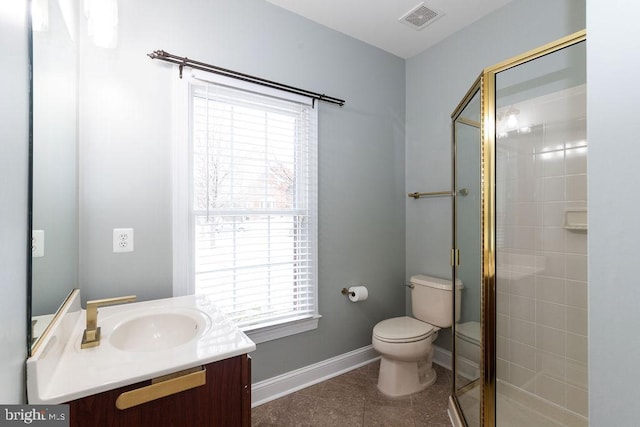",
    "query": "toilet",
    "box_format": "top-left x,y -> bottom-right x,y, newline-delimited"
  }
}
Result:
455,321 -> 481,364
372,274 -> 462,397
455,321 -> 481,380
